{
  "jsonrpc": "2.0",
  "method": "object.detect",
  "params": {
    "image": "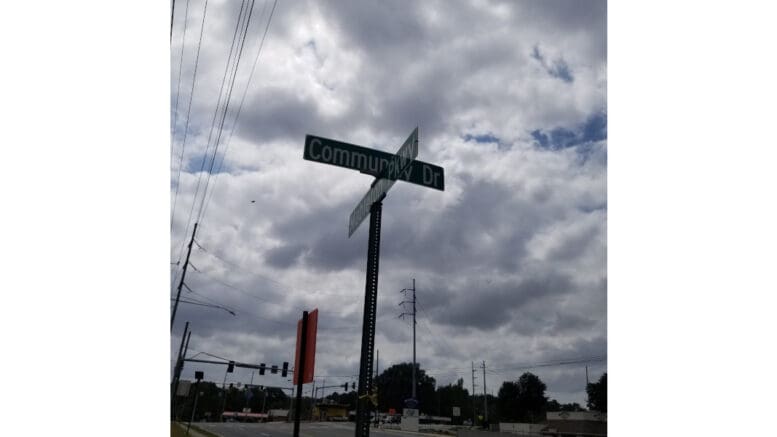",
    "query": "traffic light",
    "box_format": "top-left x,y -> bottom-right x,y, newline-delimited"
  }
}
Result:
259,363 -> 266,375
227,361 -> 235,373
281,362 -> 289,377
271,364 -> 278,374
352,382 -> 356,390
229,383 -> 233,389
343,383 -> 348,391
